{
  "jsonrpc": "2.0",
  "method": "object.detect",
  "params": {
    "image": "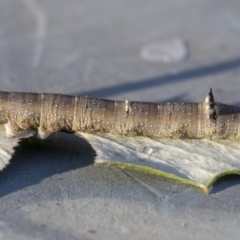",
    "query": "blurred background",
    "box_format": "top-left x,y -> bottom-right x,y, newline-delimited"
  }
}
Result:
1,0 -> 240,239
1,0 -> 240,103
